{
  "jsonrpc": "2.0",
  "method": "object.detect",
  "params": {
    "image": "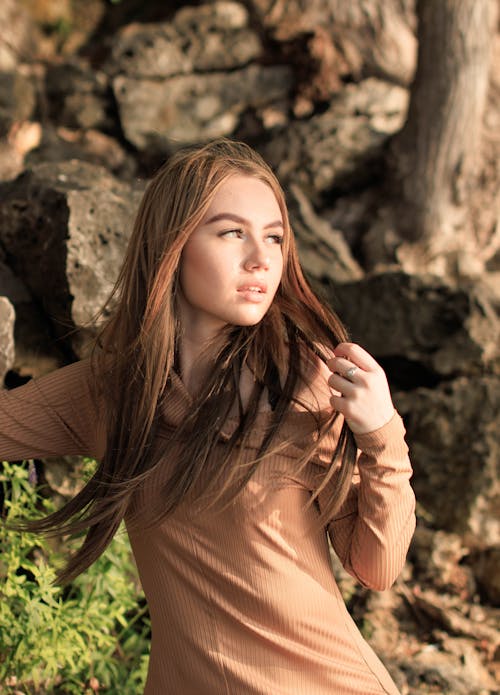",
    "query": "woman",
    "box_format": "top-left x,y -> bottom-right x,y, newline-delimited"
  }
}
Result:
0,139 -> 415,694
